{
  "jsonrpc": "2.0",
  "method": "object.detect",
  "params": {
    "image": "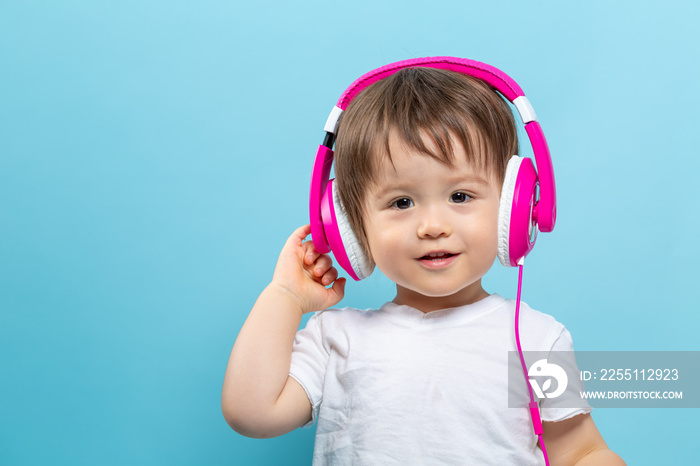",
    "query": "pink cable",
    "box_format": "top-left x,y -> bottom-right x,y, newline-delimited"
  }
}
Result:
514,263 -> 550,466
